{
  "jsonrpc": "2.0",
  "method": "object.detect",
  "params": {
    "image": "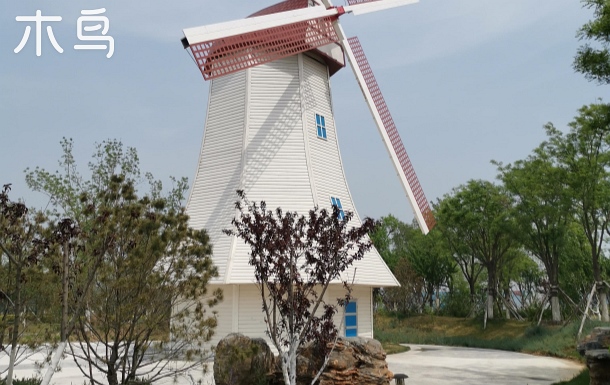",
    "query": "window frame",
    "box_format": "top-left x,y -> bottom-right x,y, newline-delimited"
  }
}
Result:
330,196 -> 345,220
344,300 -> 357,337
315,113 -> 327,139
